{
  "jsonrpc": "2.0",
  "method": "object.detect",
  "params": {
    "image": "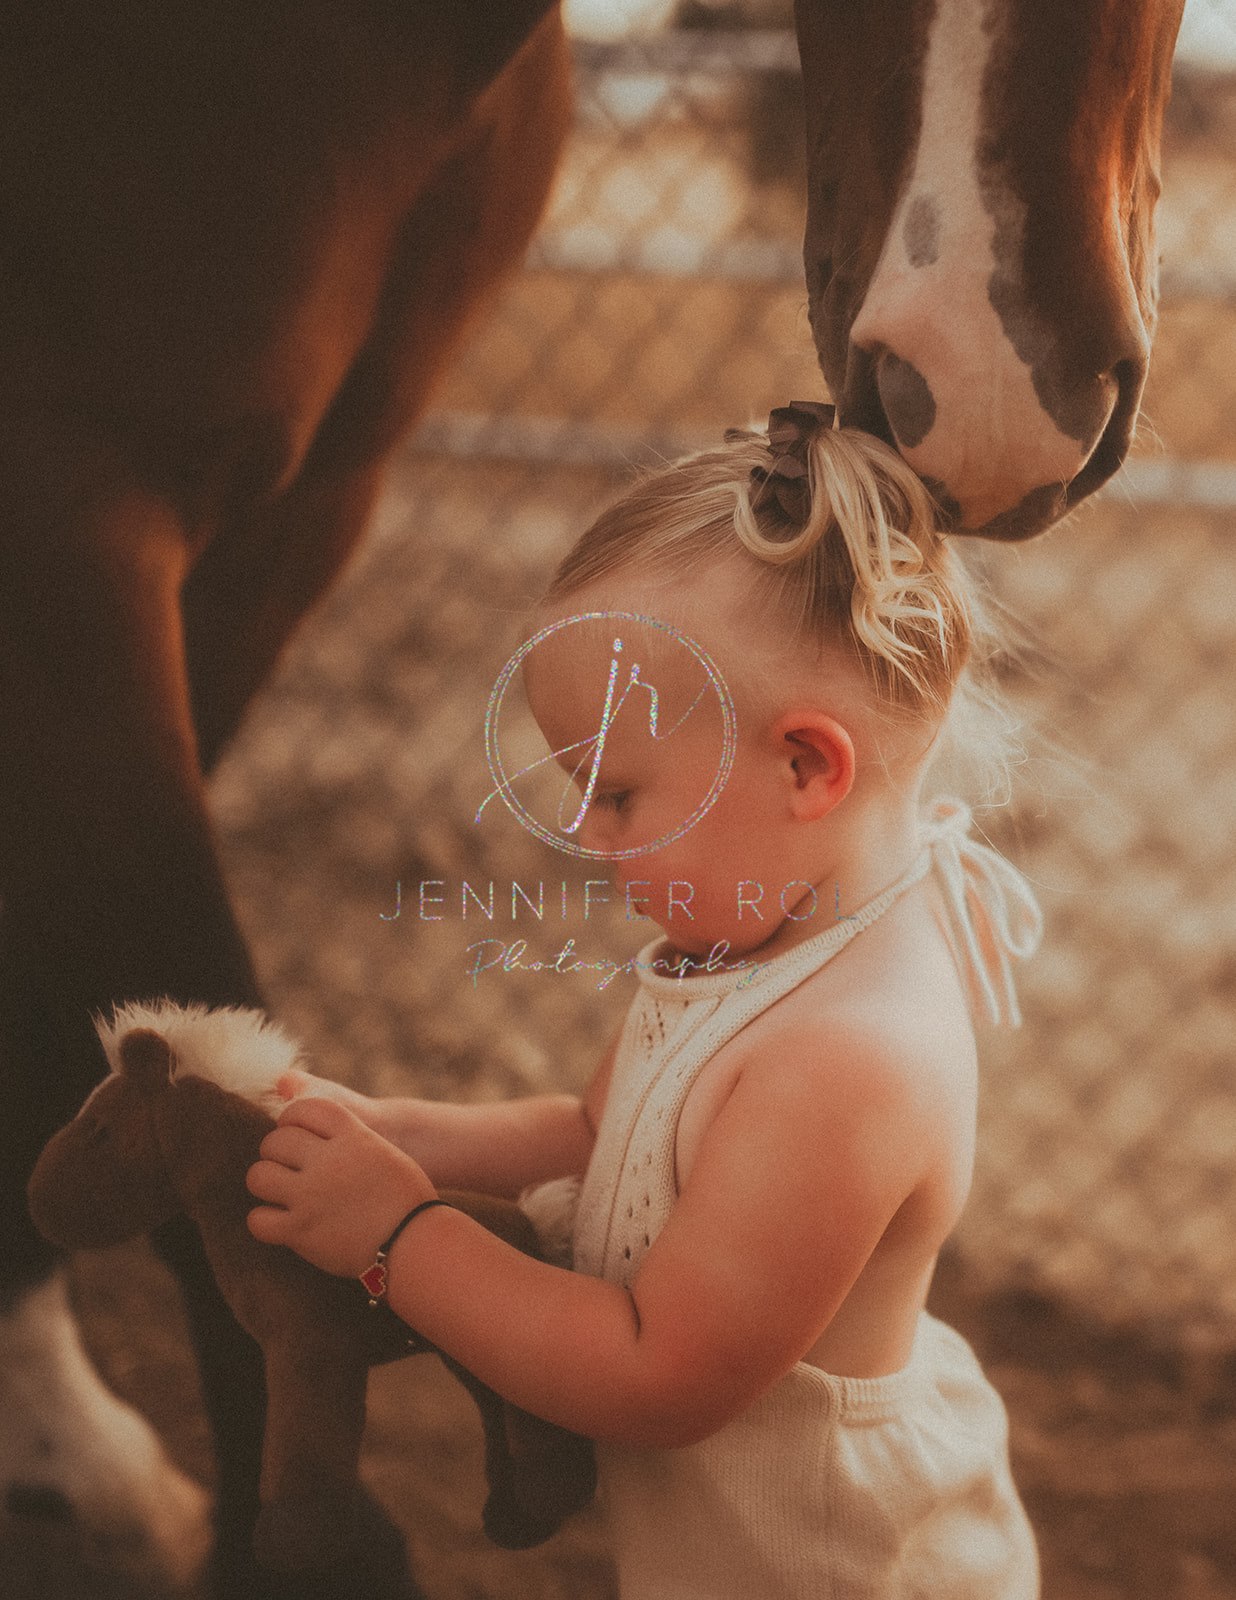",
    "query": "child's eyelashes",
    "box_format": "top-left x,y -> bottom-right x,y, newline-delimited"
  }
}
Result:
593,789 -> 634,815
